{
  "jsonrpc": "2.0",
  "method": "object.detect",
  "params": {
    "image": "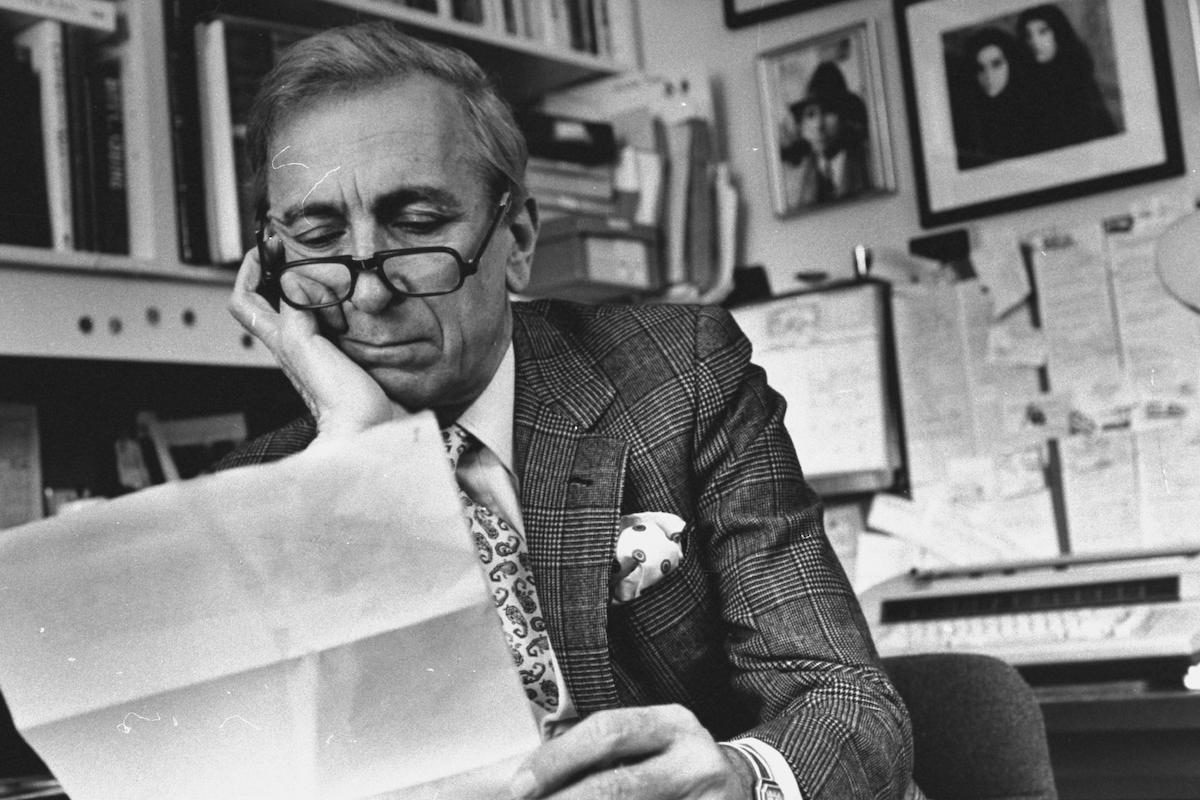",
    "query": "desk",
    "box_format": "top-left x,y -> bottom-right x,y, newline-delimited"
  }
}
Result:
1041,691 -> 1200,799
